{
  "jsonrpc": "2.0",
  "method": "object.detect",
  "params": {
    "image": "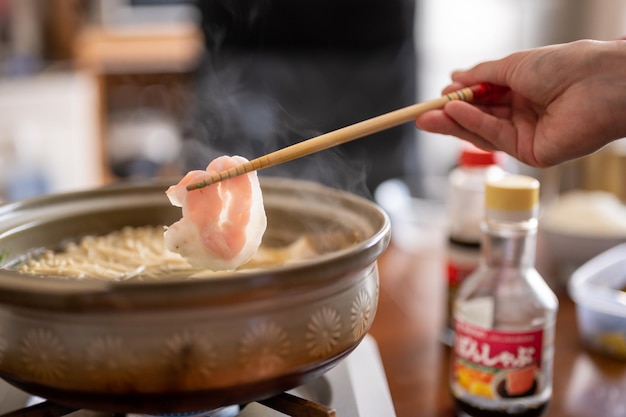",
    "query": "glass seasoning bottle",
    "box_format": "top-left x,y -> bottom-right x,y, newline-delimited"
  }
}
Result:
442,144 -> 506,346
450,175 -> 558,417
